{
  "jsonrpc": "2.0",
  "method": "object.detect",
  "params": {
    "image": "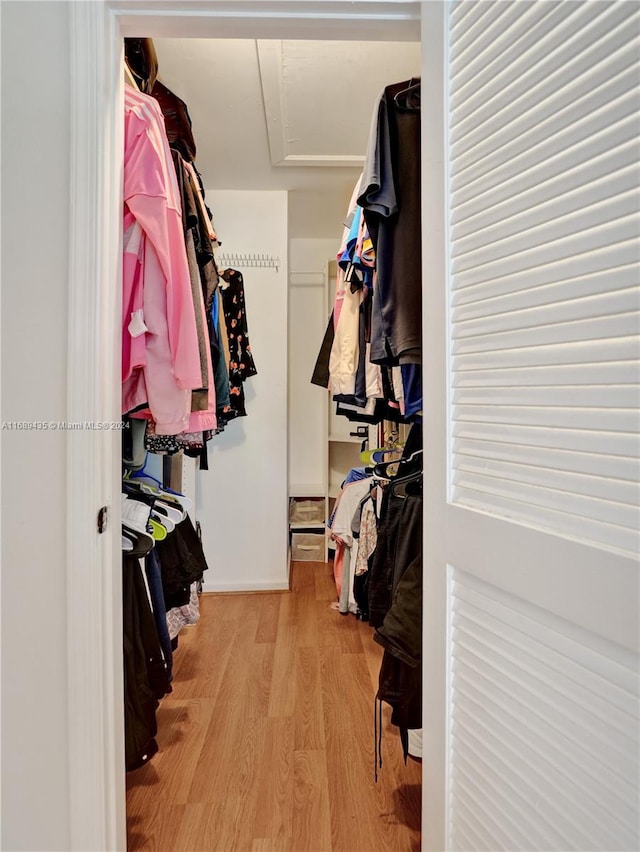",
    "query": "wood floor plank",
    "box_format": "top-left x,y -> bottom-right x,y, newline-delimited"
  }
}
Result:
252,716 -> 295,840
186,671 -> 266,804
314,561 -> 337,602
292,750 -> 332,852
251,839 -> 293,852
238,642 -> 276,720
126,562 -> 421,852
291,561 -> 319,593
173,597 -> 243,700
319,609 -> 365,656
292,590 -> 319,648
318,647 -> 365,851
171,803 -> 207,852
316,600 -> 346,650
126,798 -> 185,851
294,646 -> 325,750
191,716 -> 269,851
126,699 -> 216,809
267,594 -> 299,717
255,594 -> 281,644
